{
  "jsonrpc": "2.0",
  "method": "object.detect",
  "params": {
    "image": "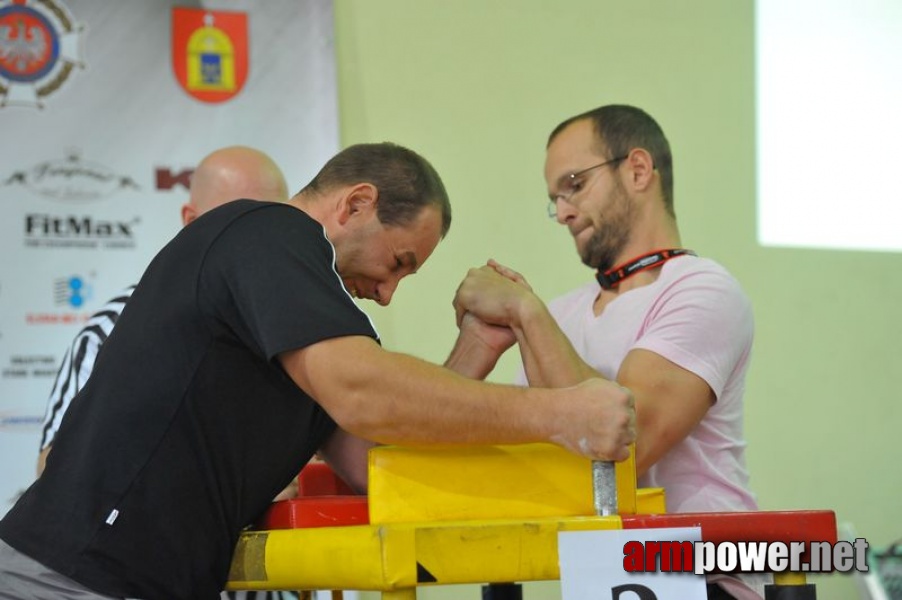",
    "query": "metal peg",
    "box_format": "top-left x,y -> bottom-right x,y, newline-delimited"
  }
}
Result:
592,460 -> 617,516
